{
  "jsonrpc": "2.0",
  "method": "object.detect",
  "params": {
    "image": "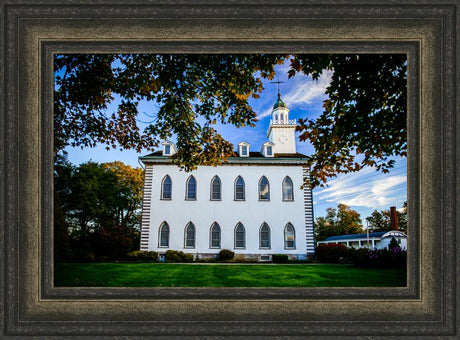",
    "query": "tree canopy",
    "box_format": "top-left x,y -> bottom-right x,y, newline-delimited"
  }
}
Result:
53,155 -> 143,261
365,202 -> 407,234
314,203 -> 364,241
292,54 -> 407,187
54,54 -> 406,187
54,157 -> 144,234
